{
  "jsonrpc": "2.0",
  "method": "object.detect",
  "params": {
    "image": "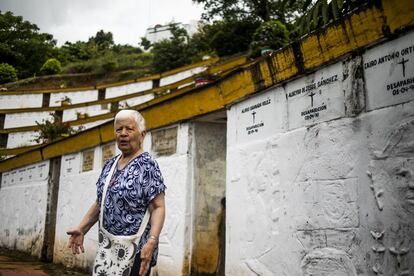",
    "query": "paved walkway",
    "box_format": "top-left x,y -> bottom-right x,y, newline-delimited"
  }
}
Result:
0,249 -> 88,276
